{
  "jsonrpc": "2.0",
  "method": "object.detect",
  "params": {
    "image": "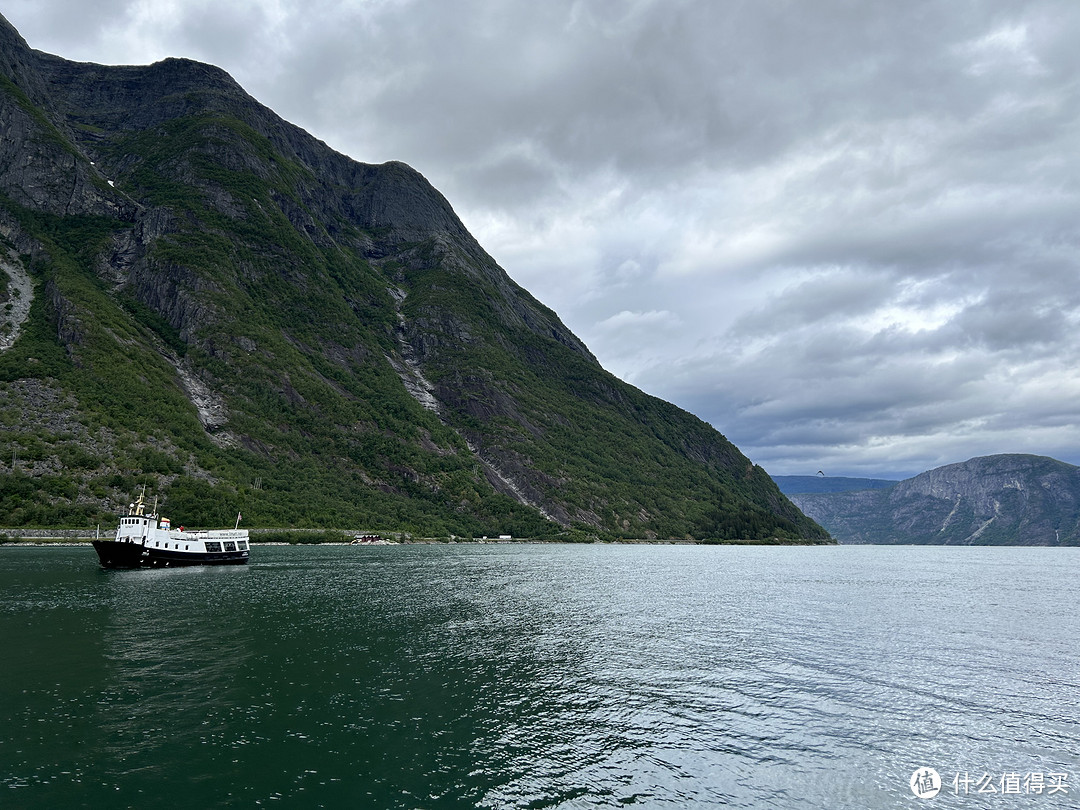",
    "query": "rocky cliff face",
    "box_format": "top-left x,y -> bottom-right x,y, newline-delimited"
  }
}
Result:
790,455 -> 1080,545
0,21 -> 129,221
0,13 -> 826,541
